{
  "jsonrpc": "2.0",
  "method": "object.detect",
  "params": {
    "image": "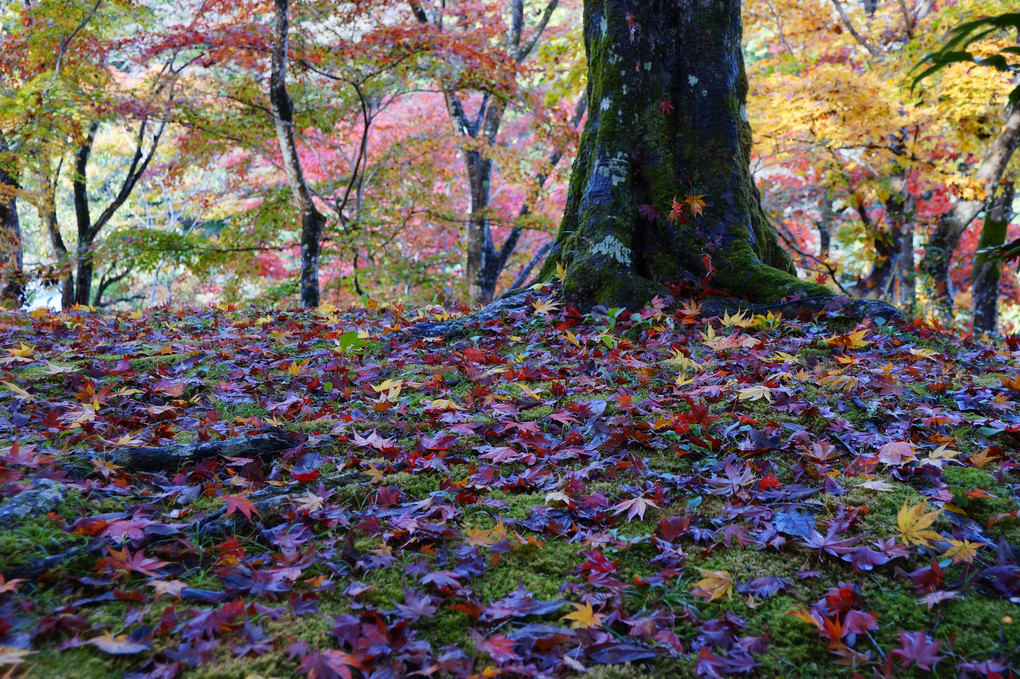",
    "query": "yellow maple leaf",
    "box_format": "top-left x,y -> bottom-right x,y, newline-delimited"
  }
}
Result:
719,309 -> 750,328
0,644 -> 34,666
532,299 -> 561,316
684,194 -> 707,216
693,568 -> 733,601
773,351 -> 802,365
825,328 -> 870,350
286,358 -> 310,377
464,525 -> 500,547
942,539 -> 985,564
897,500 -> 941,547
2,381 -> 33,401
363,465 -> 387,484
426,398 -> 464,411
737,385 -> 772,403
371,378 -> 403,393
560,601 -> 604,629
7,343 -> 34,358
